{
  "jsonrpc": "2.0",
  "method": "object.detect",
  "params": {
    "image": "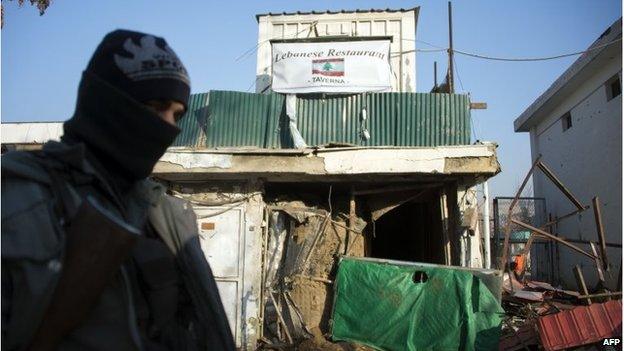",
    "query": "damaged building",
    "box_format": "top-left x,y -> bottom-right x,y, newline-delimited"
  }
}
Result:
0,7 -> 506,350
151,8 -> 503,350
154,97 -> 501,349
